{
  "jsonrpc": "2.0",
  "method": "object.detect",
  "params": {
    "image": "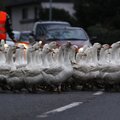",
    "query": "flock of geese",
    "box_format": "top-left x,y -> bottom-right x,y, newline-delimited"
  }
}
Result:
0,41 -> 120,93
